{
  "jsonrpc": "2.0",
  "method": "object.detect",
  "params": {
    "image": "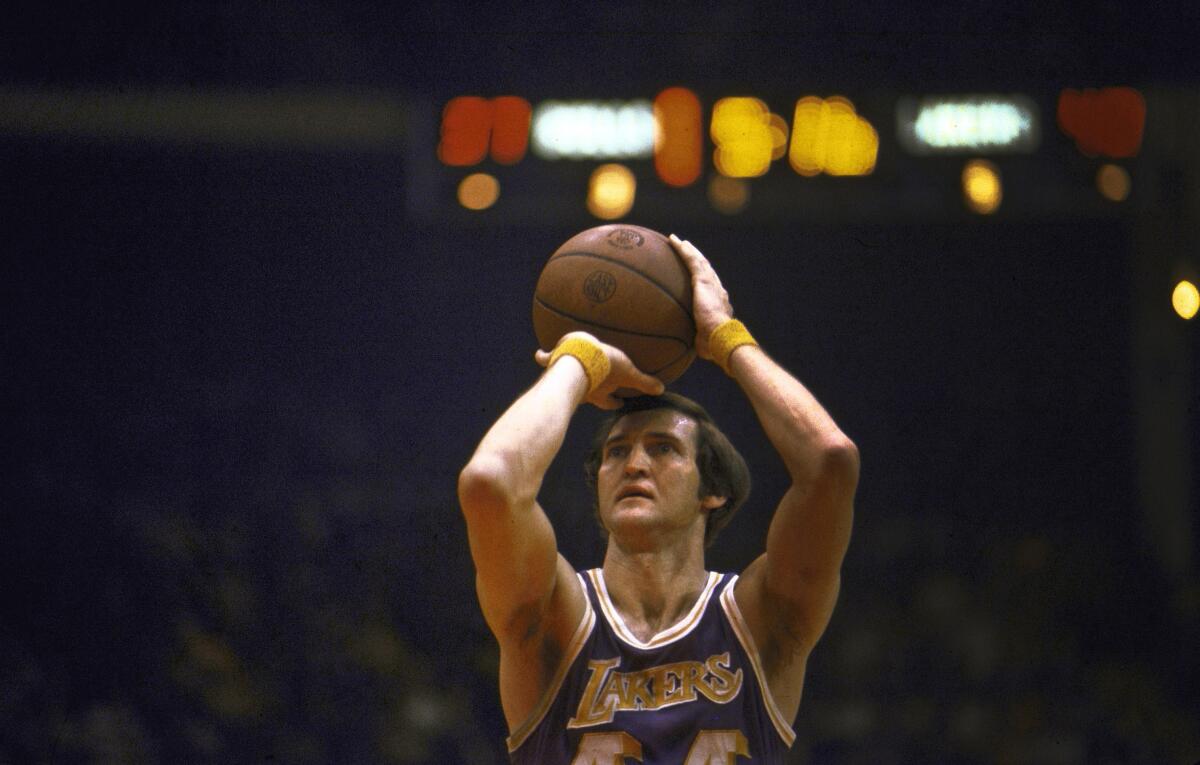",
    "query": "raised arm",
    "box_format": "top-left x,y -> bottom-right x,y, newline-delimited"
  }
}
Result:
457,332 -> 662,730
670,235 -> 859,718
